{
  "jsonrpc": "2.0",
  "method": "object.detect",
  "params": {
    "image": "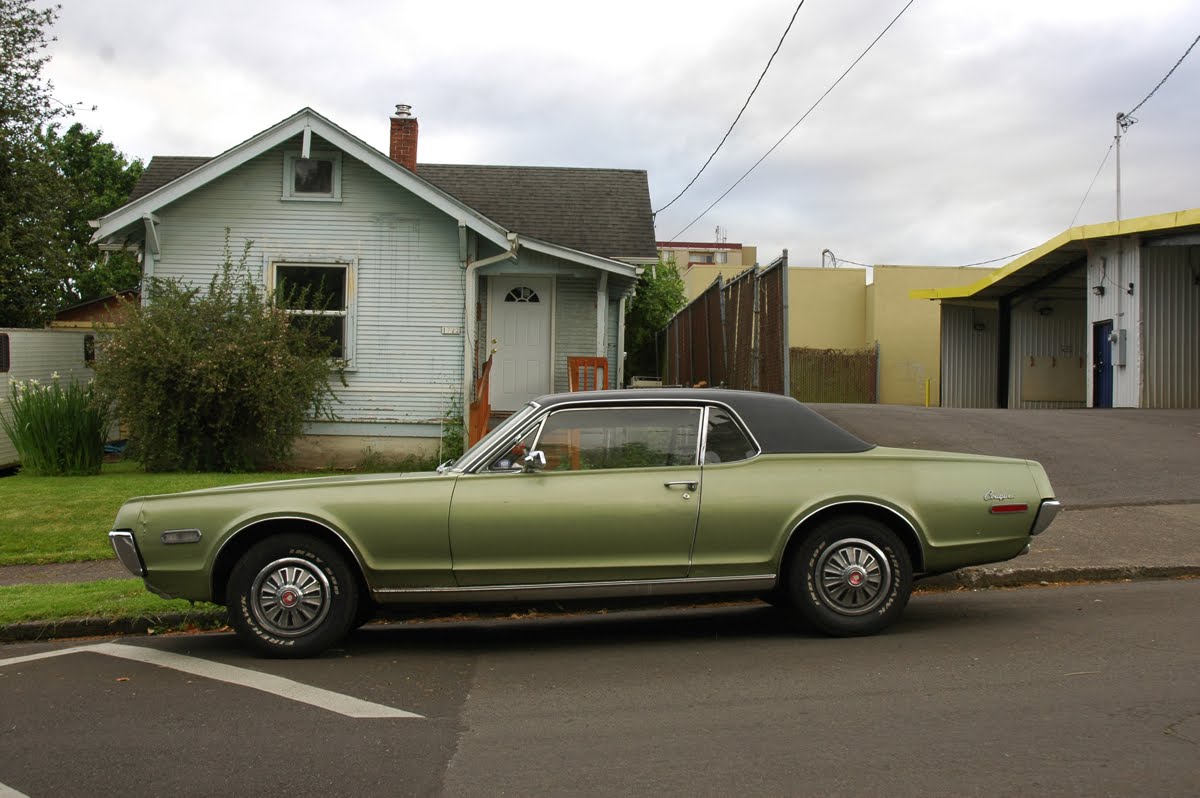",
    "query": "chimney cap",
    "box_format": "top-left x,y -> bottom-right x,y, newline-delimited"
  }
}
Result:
393,104 -> 413,118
